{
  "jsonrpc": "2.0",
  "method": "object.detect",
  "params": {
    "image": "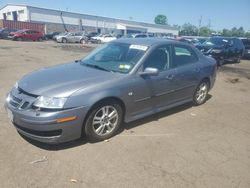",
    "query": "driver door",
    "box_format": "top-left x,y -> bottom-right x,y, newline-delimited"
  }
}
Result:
130,45 -> 178,116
